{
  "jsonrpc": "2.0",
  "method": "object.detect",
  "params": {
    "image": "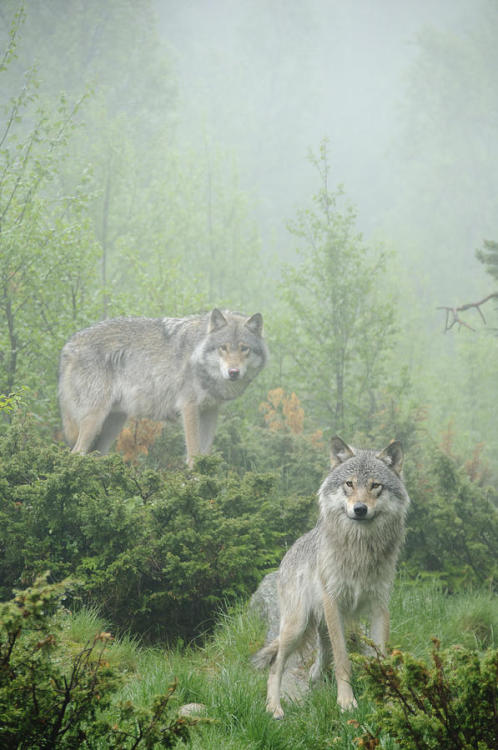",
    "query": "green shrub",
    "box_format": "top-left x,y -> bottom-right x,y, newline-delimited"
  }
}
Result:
212,409 -> 328,496
0,575 -> 198,749
0,416 -> 315,640
214,409 -> 498,593
356,639 -> 498,749
2,410 -> 497,648
402,448 -> 498,590
148,406 -> 328,497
